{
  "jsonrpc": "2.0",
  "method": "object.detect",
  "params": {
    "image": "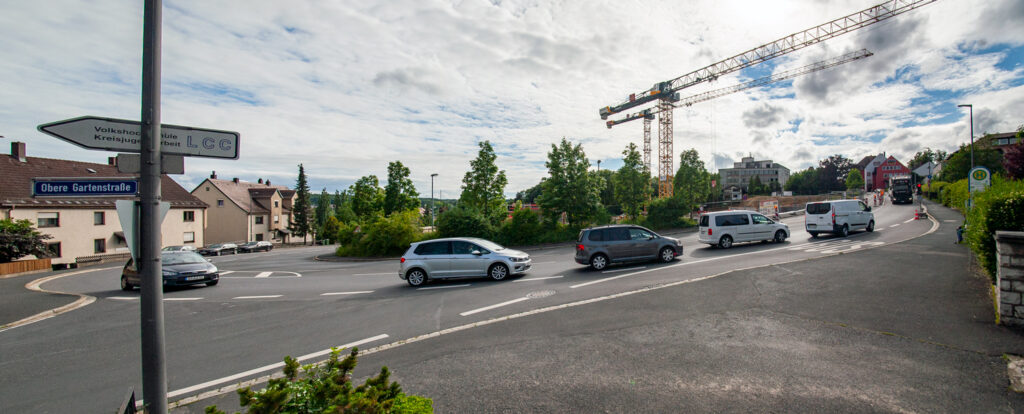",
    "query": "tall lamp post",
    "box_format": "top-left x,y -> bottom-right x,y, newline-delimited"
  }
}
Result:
958,104 -> 974,169
430,173 -> 438,228
596,160 -> 601,171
